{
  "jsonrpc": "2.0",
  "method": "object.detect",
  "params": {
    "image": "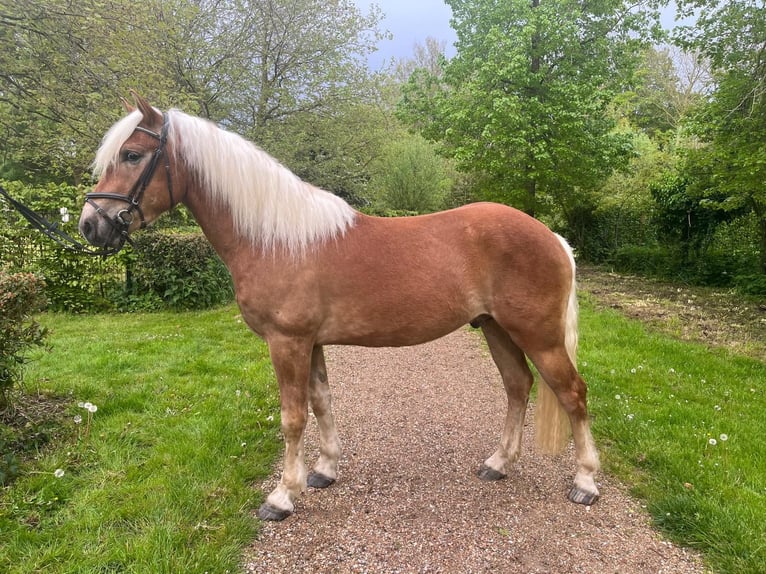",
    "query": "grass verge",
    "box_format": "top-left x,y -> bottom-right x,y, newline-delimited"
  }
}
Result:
0,305 -> 281,573
579,296 -> 766,574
